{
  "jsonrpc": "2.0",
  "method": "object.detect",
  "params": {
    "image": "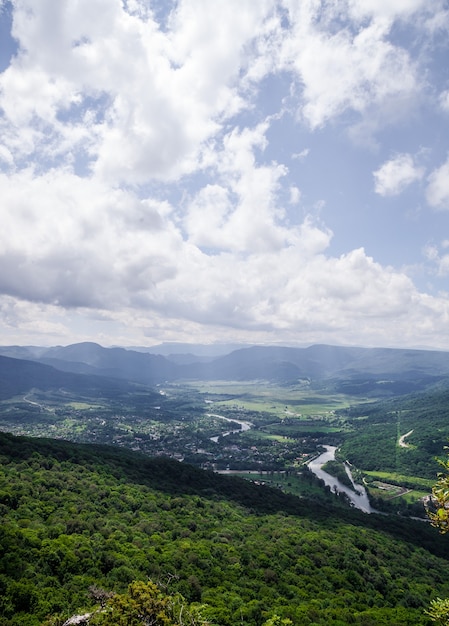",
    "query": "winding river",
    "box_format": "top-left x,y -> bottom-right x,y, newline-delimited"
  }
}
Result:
208,412 -> 376,514
207,413 -> 252,443
308,445 -> 376,513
